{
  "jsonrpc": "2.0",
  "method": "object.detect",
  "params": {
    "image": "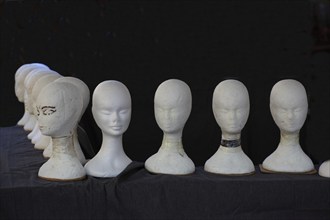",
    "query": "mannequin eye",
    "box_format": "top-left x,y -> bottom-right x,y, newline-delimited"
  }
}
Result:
156,107 -> 164,112
101,110 -> 111,115
294,108 -> 302,113
119,109 -> 129,114
219,109 -> 229,114
278,108 -> 287,114
236,109 -> 243,114
41,106 -> 56,115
